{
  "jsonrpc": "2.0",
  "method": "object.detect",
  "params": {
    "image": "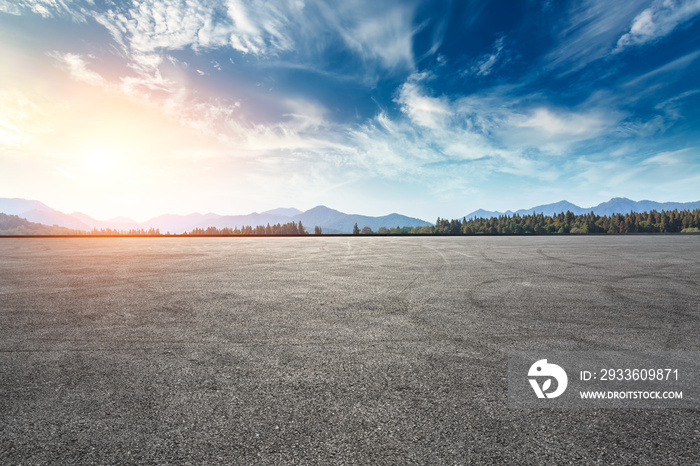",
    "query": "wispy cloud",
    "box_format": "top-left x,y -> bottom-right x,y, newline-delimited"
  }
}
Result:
471,36 -> 506,77
88,0 -> 421,73
624,50 -> 700,87
0,1 -> 22,16
325,1 -> 419,71
348,74 -> 622,184
1,0 -> 87,22
512,108 -> 600,137
655,89 -> 700,120
94,1 -> 232,54
642,147 -> 695,166
47,51 -> 106,86
615,0 -> 700,52
226,0 -> 297,54
395,73 -> 451,130
545,0 -> 644,72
